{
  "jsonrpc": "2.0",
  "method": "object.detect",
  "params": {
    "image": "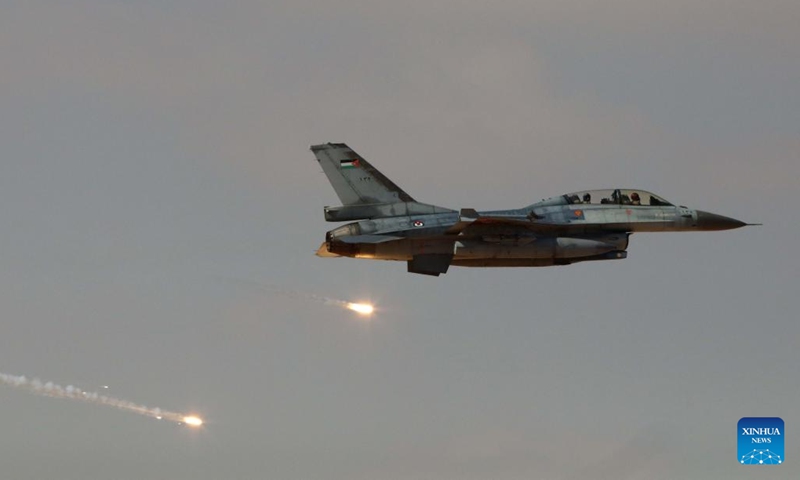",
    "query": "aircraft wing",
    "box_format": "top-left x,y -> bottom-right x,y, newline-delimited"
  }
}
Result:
446,209 -> 563,236
337,235 -> 404,243
445,209 -> 630,236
